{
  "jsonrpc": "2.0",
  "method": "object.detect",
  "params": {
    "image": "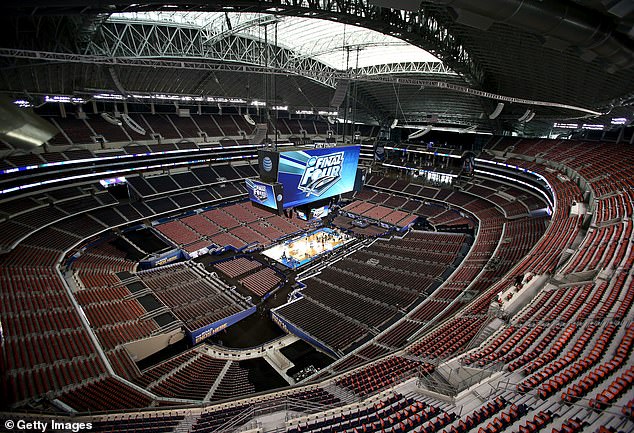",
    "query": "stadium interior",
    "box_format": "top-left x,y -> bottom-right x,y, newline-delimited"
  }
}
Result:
0,1 -> 633,433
